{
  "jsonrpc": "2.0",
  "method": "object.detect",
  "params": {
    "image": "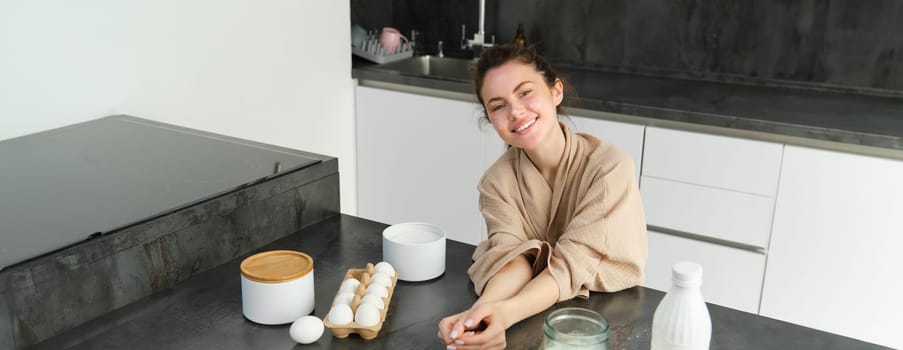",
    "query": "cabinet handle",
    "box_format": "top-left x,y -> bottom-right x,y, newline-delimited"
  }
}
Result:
647,224 -> 767,254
